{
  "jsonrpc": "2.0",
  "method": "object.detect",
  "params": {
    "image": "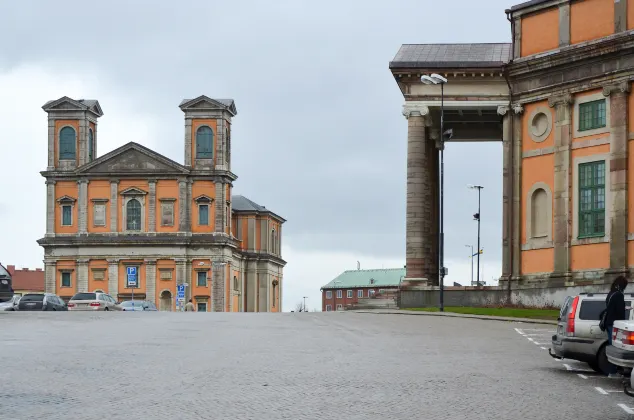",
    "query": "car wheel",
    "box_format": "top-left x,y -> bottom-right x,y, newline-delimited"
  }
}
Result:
596,345 -> 612,375
104,307 -> 109,311
587,361 -> 602,373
